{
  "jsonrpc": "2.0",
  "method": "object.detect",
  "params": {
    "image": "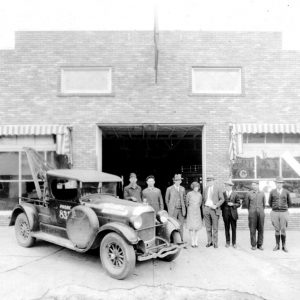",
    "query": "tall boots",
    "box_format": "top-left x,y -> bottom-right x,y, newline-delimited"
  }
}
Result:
273,234 -> 280,251
281,235 -> 288,253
